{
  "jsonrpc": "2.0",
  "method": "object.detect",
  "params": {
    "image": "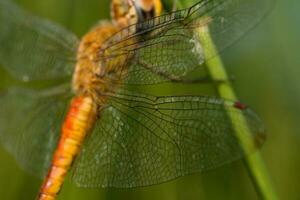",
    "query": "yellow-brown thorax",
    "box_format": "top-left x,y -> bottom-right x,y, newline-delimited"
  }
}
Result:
72,24 -> 120,99
72,0 -> 162,101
